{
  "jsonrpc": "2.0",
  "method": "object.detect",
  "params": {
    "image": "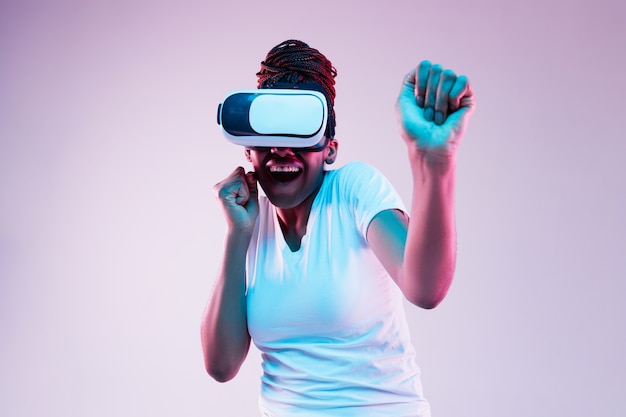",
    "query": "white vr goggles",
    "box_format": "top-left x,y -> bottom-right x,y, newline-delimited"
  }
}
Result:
217,89 -> 329,148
